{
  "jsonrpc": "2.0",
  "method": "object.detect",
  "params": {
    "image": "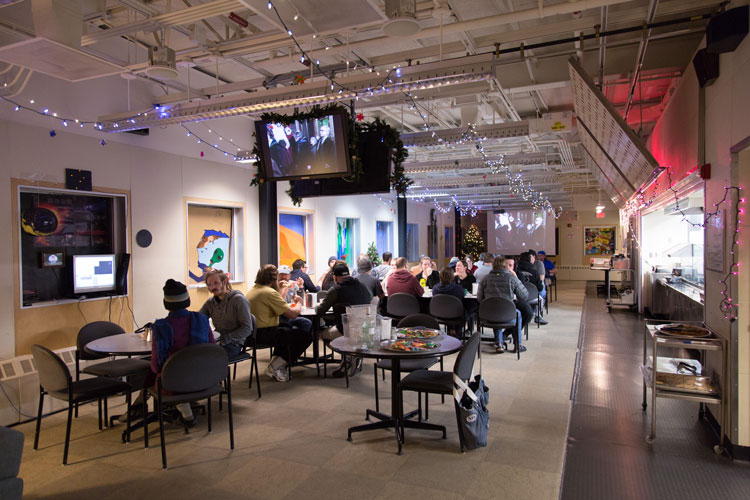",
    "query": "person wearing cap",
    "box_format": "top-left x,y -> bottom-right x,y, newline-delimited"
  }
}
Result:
246,265 -> 313,382
315,261 -> 372,377
317,255 -> 338,290
199,269 -> 253,358
373,252 -> 392,281
277,264 -> 303,303
148,279 -> 214,427
291,259 -> 319,293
